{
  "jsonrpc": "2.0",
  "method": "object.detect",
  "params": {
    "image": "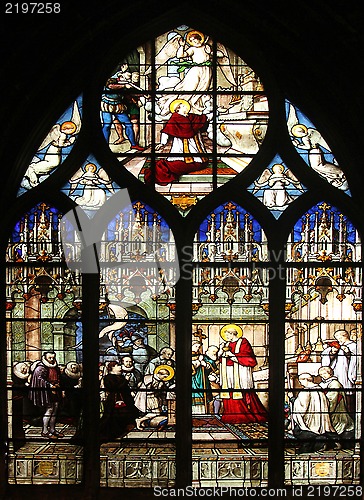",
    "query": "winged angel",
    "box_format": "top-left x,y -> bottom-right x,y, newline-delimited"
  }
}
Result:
253,164 -> 304,209
146,30 -> 237,118
68,163 -> 115,209
22,101 -> 81,188
287,103 -> 348,190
